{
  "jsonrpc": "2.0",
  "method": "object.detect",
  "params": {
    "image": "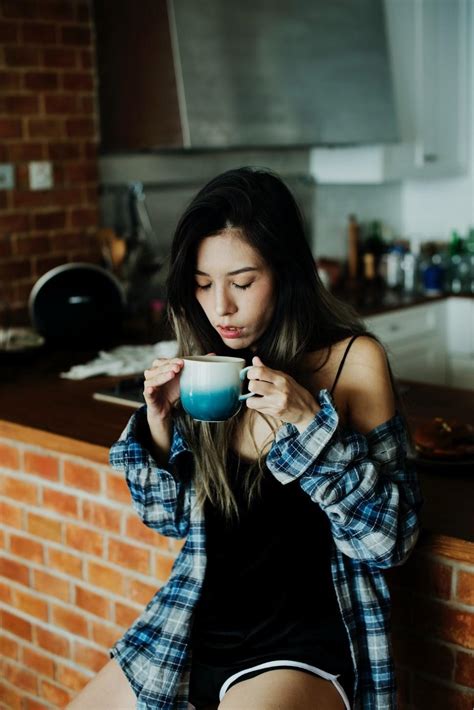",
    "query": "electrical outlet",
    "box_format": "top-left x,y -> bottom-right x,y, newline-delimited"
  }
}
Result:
29,161 -> 54,190
0,164 -> 15,190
